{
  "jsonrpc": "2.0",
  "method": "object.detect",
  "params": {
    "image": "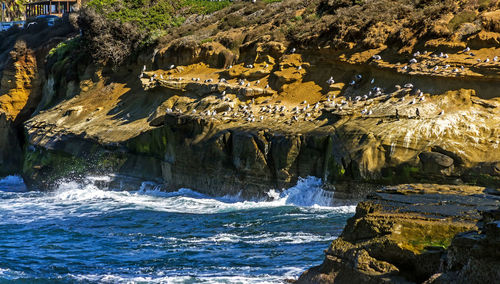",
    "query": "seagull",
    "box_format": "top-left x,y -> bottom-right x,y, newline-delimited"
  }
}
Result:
372,55 -> 382,60
326,77 -> 335,85
485,58 -> 490,63
370,78 -> 375,84
355,74 -> 362,80
297,66 -> 302,70
409,58 -> 418,64
169,64 -> 175,70
433,66 -> 439,71
143,65 -> 147,72
463,47 -> 470,53
438,110 -> 444,115
265,84 -> 269,89
494,56 -> 499,62
404,83 -> 414,89
413,51 -> 420,57
402,65 -> 408,71
290,48 -> 296,53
